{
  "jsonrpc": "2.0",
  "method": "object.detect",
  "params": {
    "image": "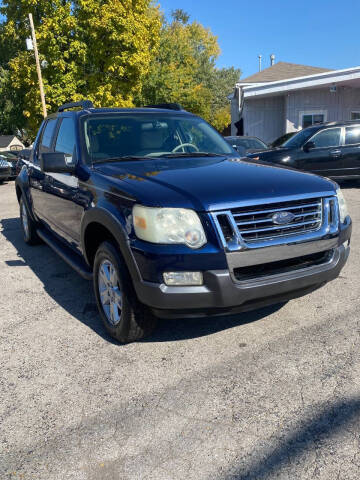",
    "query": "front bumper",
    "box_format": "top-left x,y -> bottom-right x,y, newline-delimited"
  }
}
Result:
133,220 -> 351,318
